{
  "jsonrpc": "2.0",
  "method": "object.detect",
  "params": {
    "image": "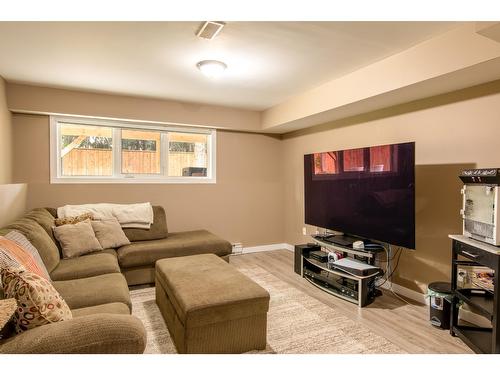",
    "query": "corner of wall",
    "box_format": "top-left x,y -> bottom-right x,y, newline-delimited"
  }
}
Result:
0,75 -> 13,184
